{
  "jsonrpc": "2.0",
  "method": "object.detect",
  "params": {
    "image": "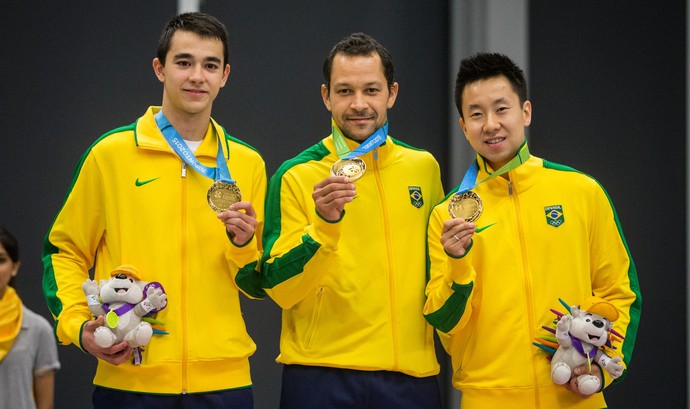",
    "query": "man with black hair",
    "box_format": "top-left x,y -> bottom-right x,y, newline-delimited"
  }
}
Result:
424,52 -> 641,408
43,12 -> 266,408
262,33 -> 444,408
